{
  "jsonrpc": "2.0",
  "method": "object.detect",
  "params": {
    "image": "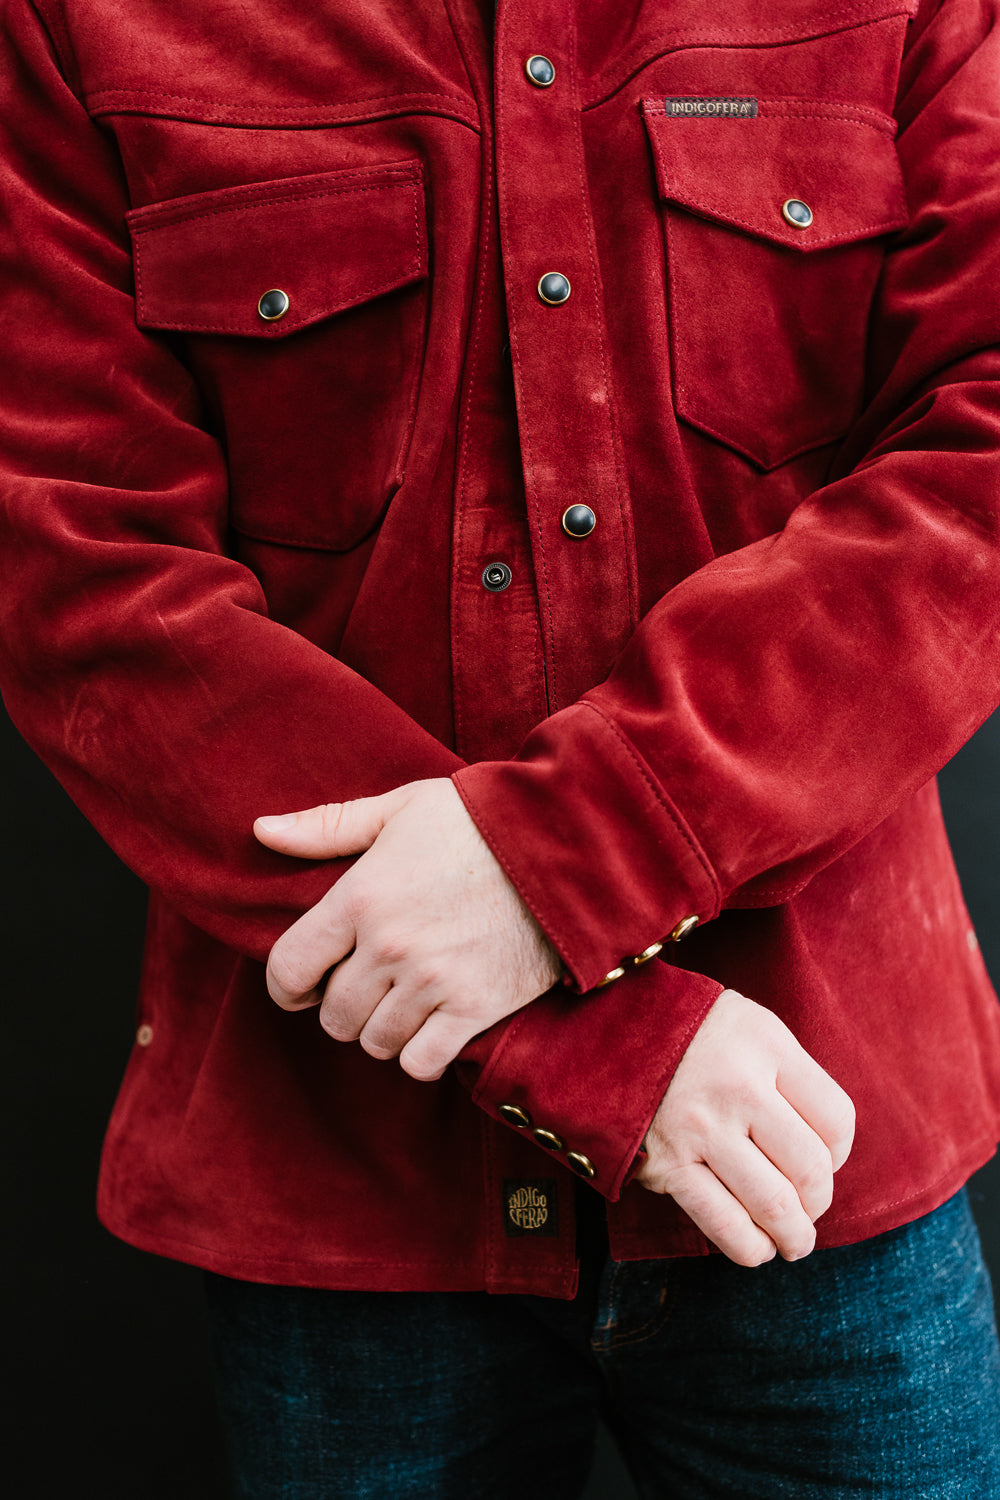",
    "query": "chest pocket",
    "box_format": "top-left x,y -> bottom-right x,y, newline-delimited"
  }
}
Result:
127,160 -> 428,550
642,100 -> 908,470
